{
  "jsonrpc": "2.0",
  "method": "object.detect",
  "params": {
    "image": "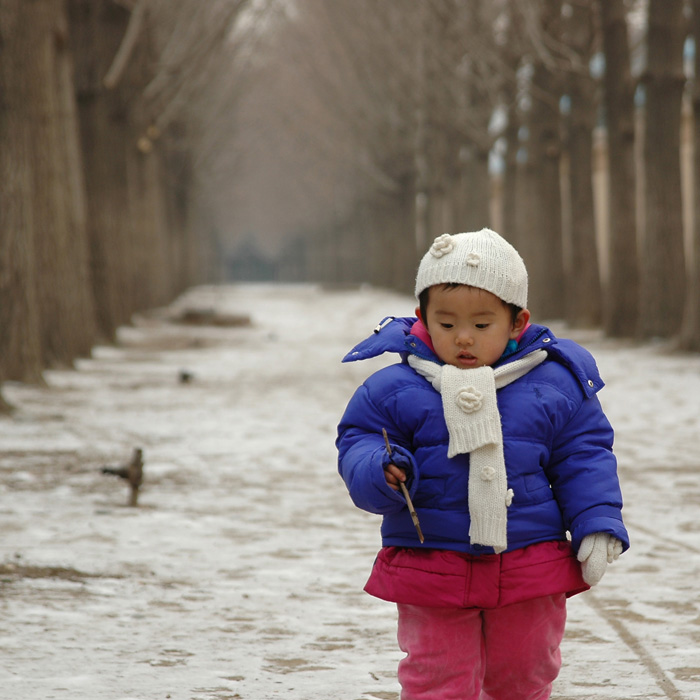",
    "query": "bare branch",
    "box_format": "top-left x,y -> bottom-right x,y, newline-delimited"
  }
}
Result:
103,0 -> 147,89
